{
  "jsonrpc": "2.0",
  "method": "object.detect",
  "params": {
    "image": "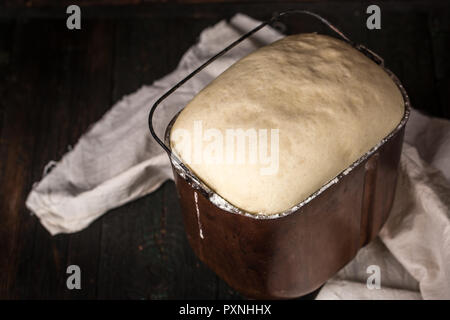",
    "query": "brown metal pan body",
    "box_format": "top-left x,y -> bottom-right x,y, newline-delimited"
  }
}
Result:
171,124 -> 405,299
